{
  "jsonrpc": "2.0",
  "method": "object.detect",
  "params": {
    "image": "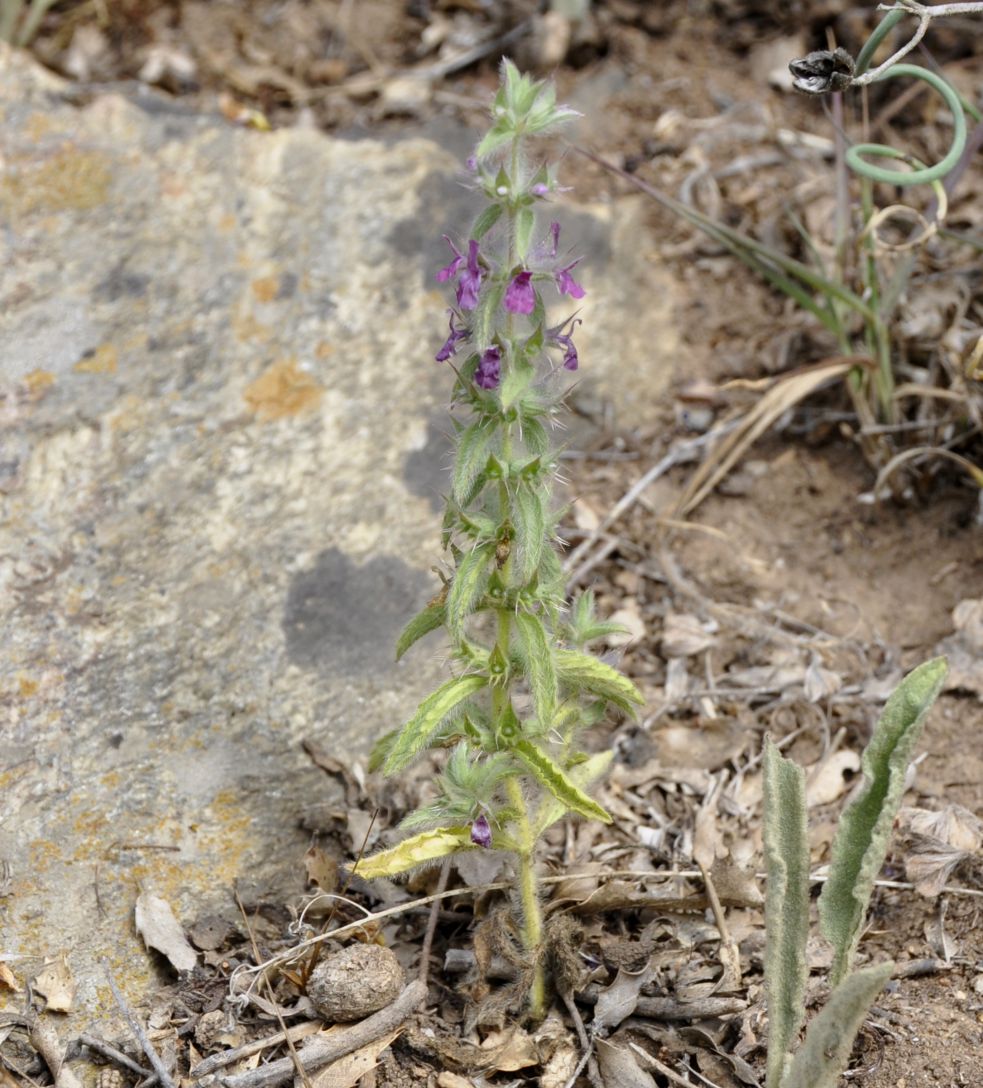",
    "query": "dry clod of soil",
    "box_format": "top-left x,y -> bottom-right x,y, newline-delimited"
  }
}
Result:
307,944 -> 405,1023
